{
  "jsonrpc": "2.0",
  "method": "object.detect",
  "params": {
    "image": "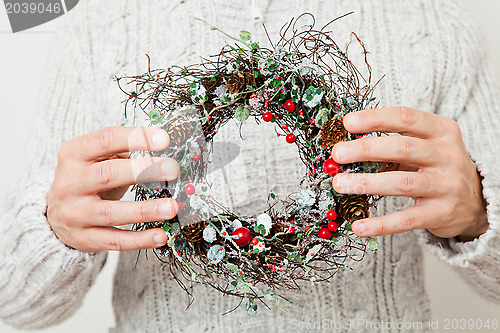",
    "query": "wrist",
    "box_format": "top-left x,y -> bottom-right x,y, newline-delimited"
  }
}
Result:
457,208 -> 489,243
